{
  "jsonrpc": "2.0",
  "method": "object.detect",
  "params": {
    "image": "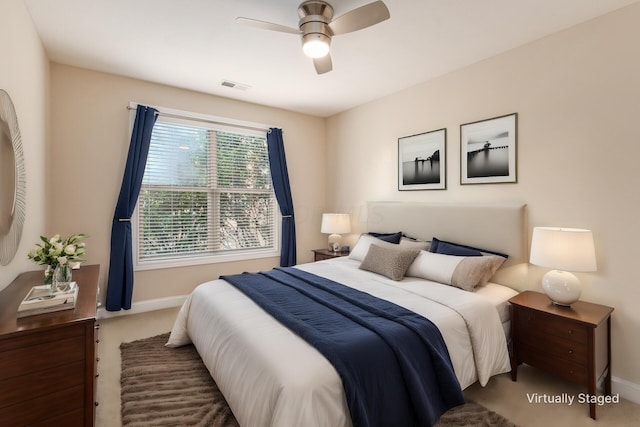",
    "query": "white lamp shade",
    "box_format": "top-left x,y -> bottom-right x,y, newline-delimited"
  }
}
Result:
530,227 -> 596,272
321,213 -> 351,234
